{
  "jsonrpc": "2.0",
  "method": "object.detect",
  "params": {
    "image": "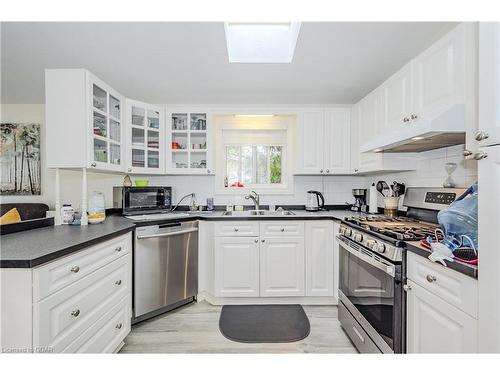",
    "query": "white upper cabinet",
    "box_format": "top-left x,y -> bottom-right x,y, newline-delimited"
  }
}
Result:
166,108 -> 213,175
478,22 -> 500,146
295,108 -> 351,175
412,24 -> 466,122
295,109 -> 325,174
381,62 -> 414,132
46,69 -> 125,172
324,108 -> 351,174
125,99 -> 165,174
